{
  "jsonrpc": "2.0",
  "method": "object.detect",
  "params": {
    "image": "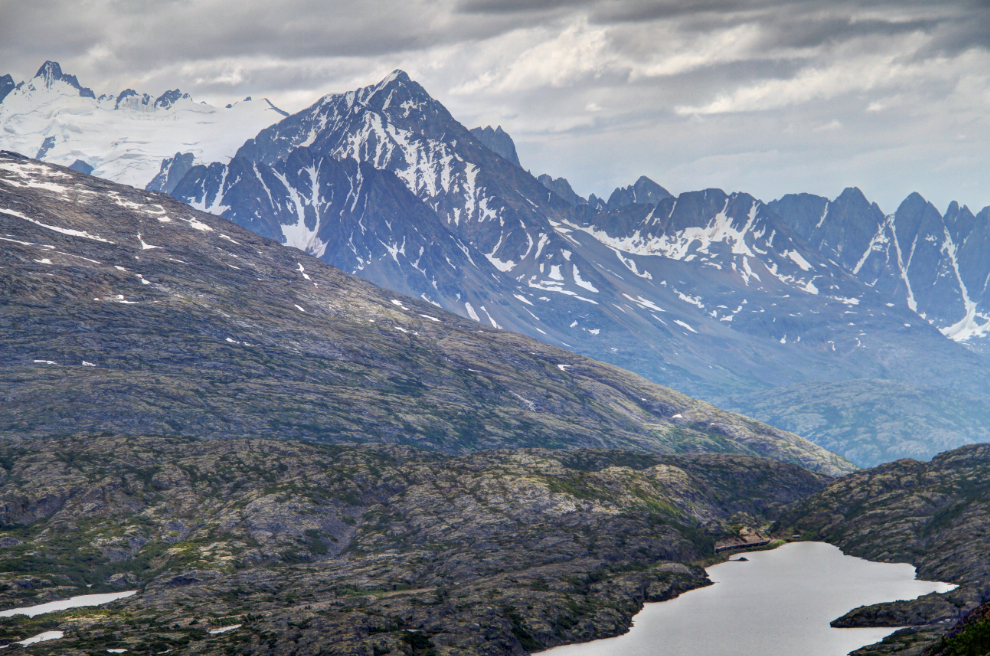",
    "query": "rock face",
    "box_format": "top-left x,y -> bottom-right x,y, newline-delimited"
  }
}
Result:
171,147 -> 521,319
0,151 -> 854,475
0,74 -> 14,104
167,70 -> 990,468
778,443 -> 990,654
538,174 -> 585,206
146,152 -> 196,194
32,61 -> 95,98
470,125 -> 522,167
0,435 -> 830,655
0,61 -> 286,190
604,175 -> 673,210
772,188 -> 990,352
